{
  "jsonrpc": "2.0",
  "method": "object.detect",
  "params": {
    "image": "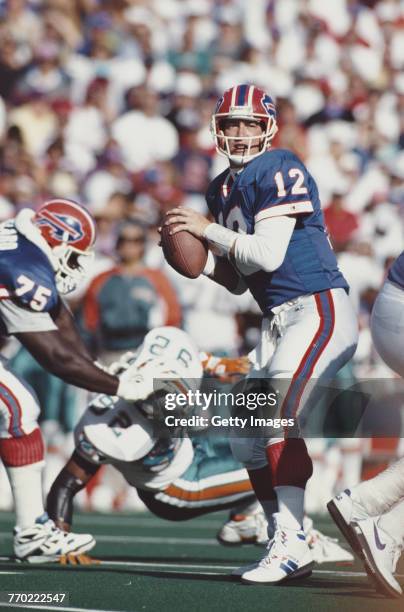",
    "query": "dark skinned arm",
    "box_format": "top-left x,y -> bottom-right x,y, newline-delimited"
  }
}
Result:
15,298 -> 119,395
51,298 -> 94,360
